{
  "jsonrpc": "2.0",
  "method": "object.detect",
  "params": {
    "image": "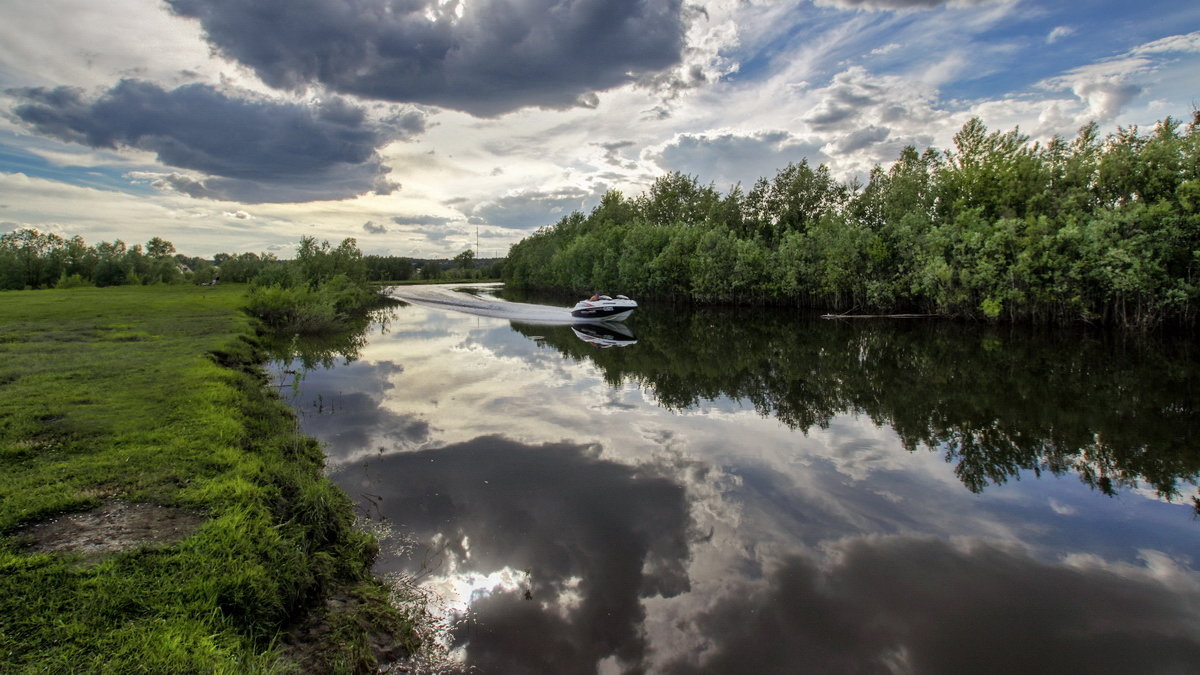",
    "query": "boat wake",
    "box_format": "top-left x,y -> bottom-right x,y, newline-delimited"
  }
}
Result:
387,284 -> 582,325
